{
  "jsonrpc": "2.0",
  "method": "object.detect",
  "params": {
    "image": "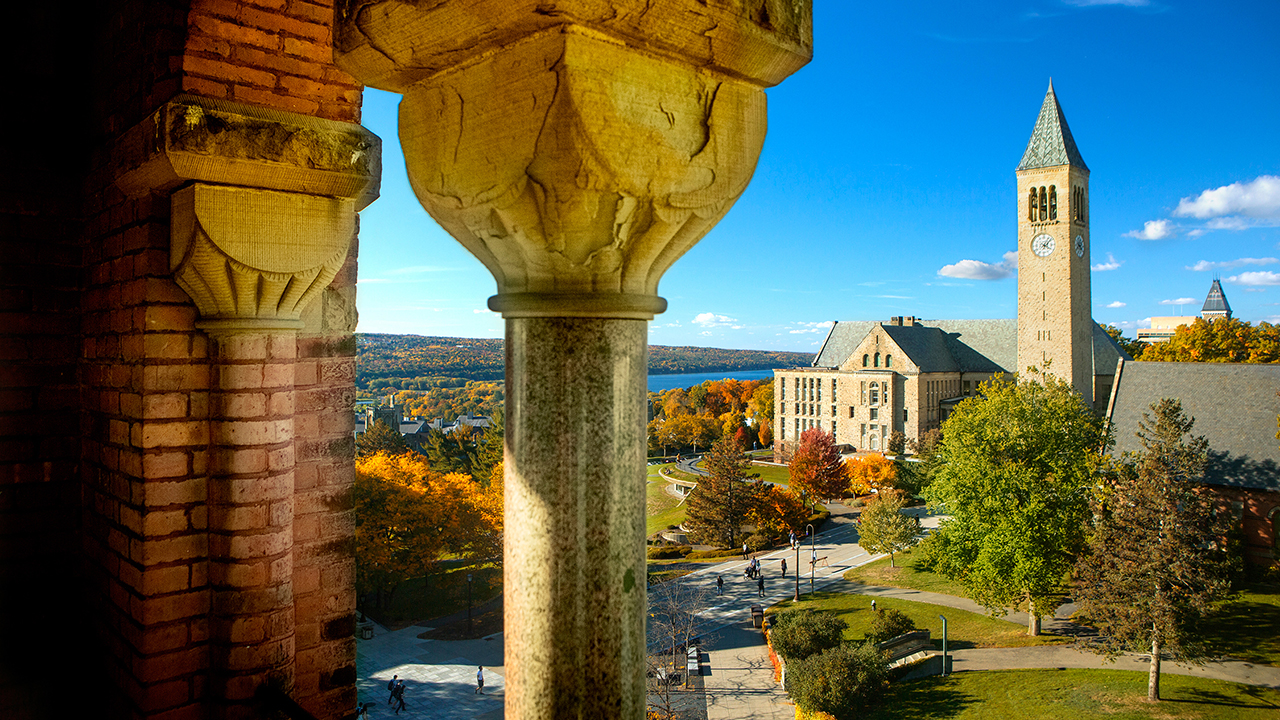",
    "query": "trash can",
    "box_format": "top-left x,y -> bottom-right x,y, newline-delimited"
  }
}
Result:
751,604 -> 764,628
359,623 -> 374,639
